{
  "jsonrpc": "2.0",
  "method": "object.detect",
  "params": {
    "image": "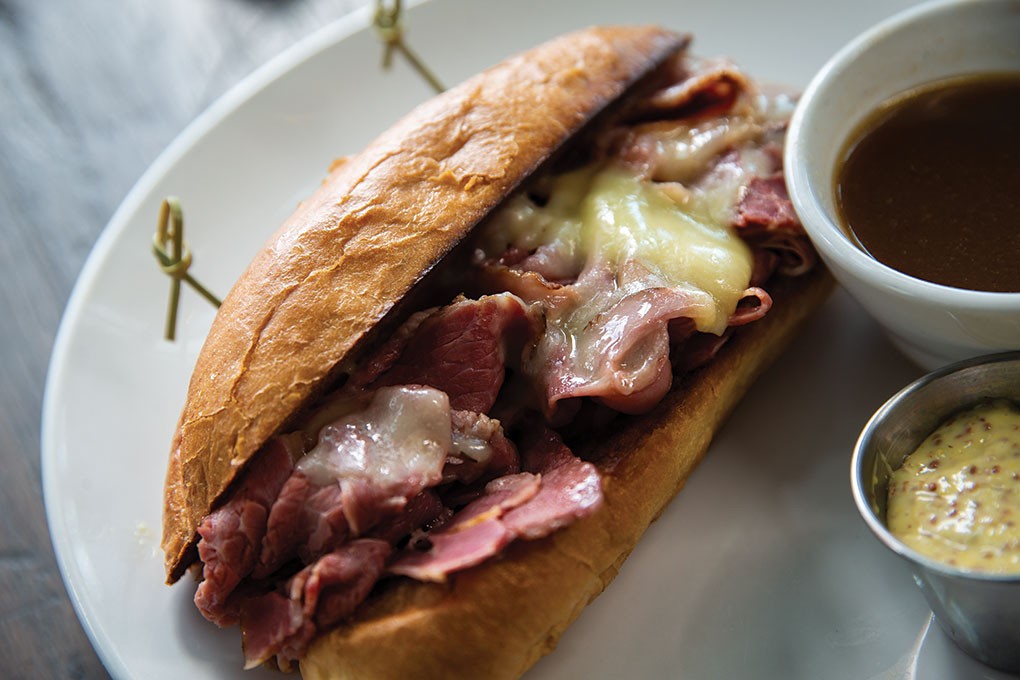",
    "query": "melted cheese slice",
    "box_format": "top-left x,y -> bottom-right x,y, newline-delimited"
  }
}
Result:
482,164 -> 753,335
297,385 -> 451,488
